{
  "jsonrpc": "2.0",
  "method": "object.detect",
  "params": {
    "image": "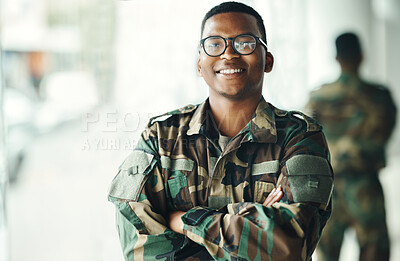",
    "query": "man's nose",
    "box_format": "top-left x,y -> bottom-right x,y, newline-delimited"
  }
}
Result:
220,40 -> 240,59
